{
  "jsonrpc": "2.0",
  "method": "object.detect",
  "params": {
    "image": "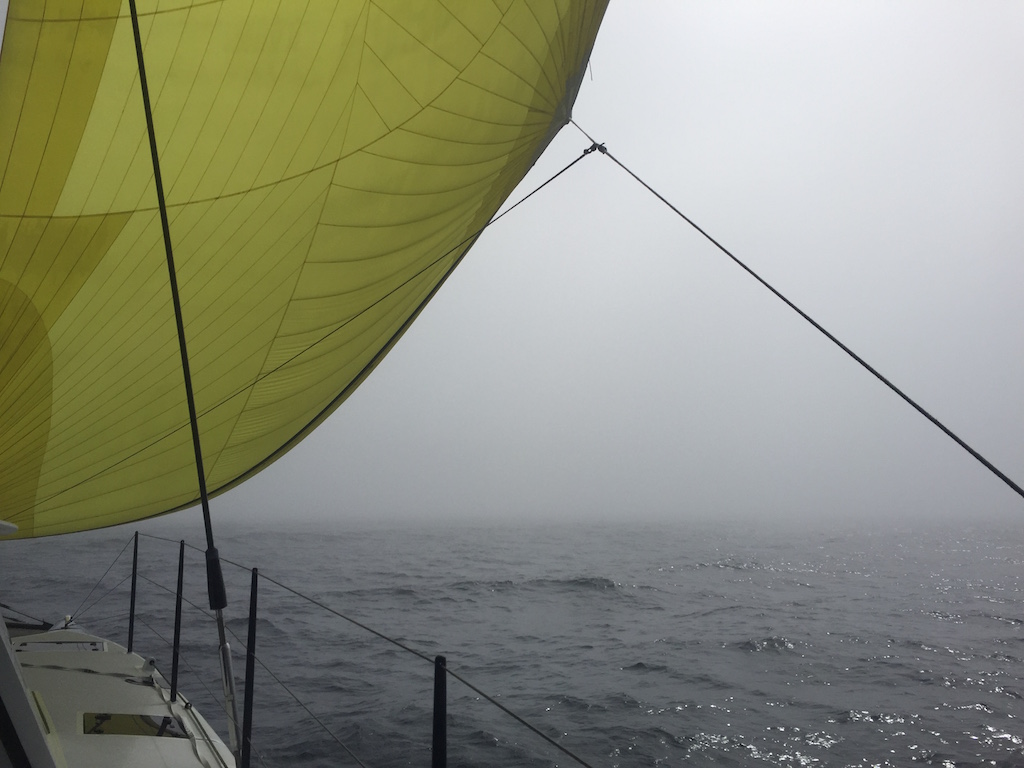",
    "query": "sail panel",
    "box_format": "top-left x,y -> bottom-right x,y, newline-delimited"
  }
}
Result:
0,0 -> 608,538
